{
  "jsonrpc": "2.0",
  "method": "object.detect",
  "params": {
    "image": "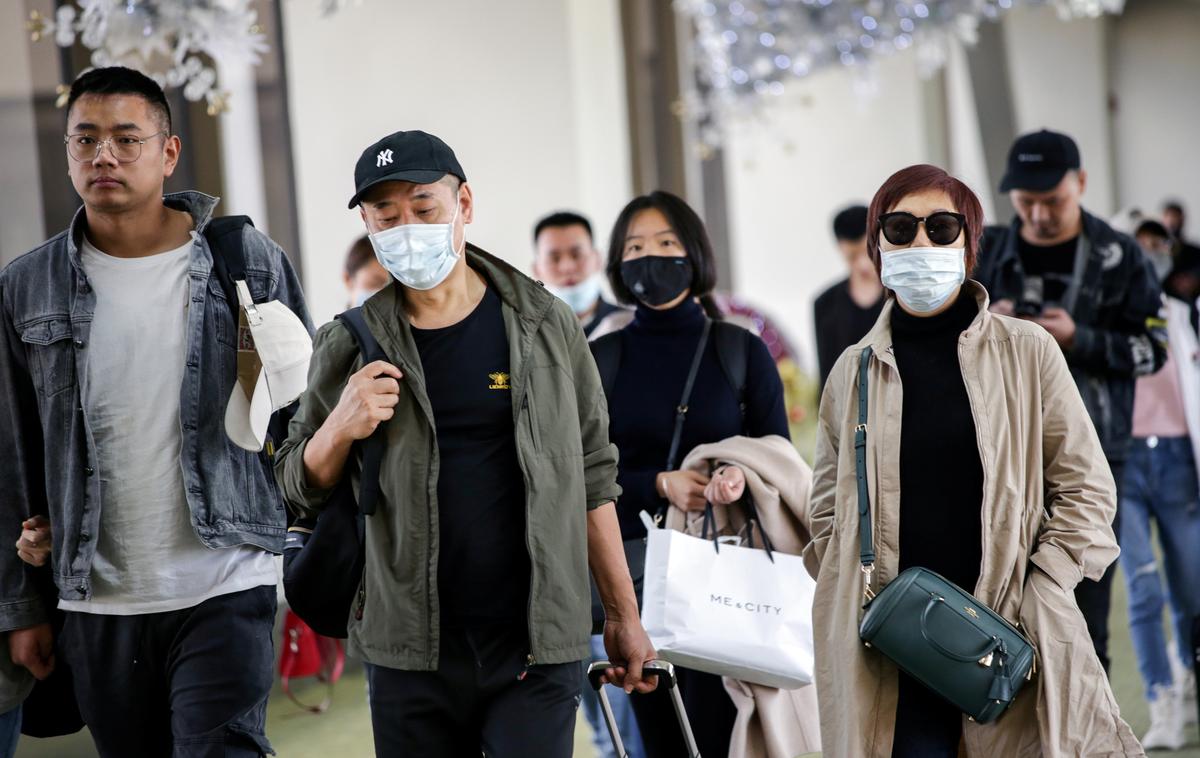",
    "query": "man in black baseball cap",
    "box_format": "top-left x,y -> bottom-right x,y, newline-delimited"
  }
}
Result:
276,130 -> 657,757
976,128 -> 1166,679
